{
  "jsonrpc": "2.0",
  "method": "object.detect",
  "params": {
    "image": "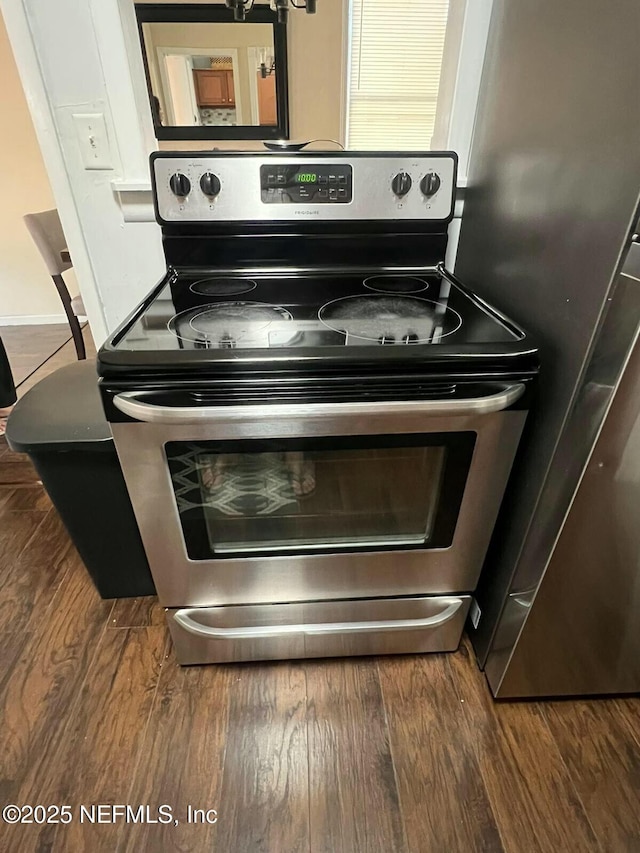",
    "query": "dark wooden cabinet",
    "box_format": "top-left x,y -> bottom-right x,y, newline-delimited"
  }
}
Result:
193,69 -> 236,108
